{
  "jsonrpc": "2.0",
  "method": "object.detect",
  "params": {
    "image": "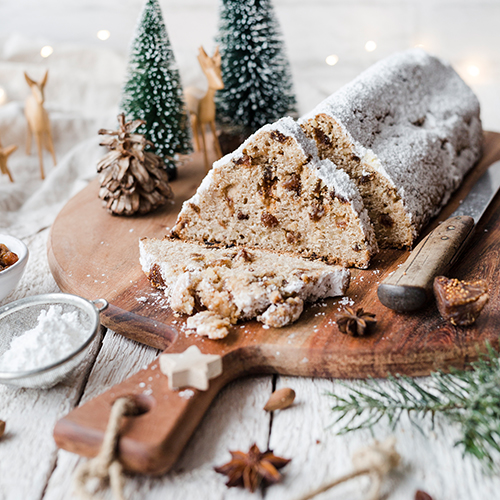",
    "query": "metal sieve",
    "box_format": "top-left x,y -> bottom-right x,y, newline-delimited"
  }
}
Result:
0,293 -> 107,389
